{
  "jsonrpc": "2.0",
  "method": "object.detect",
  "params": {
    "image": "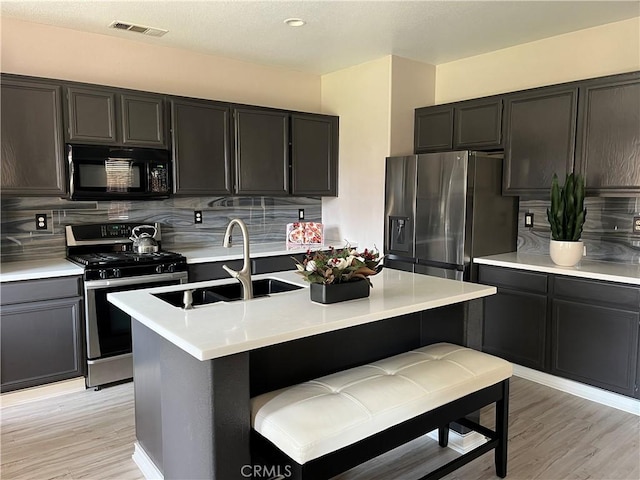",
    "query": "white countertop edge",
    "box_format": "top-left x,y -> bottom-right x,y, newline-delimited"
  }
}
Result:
108,270 -> 496,361
0,259 -> 84,282
475,254 -> 640,286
